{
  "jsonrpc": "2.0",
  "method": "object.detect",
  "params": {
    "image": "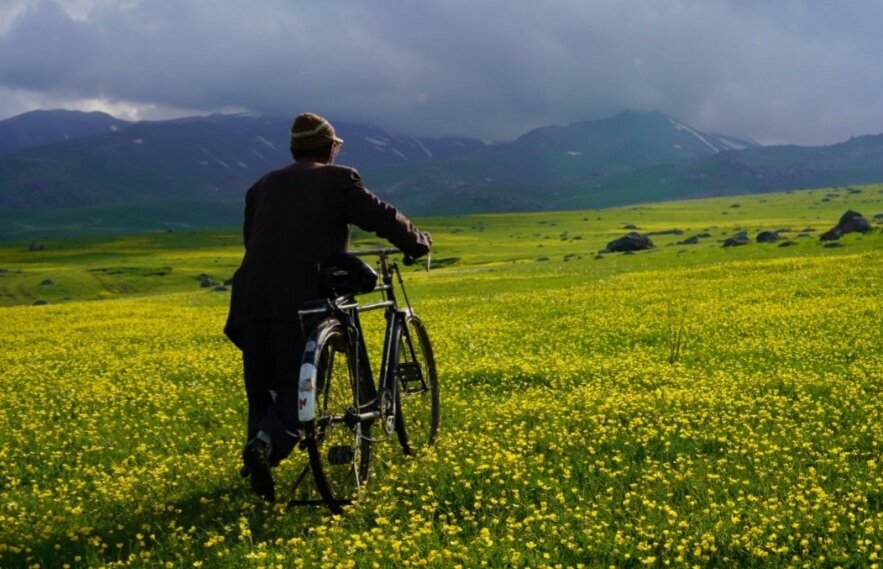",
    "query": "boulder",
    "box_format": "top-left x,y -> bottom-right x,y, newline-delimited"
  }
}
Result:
722,231 -> 750,247
819,210 -> 871,241
678,235 -> 701,245
605,232 -> 654,252
756,231 -> 781,243
778,241 -> 797,248
198,274 -> 216,288
40,278 -> 56,286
